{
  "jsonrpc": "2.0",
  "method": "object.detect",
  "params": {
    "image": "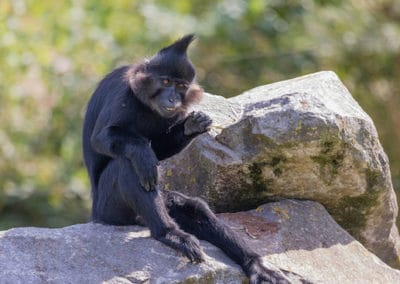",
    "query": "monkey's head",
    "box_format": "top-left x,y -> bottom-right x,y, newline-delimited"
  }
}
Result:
127,34 -> 203,118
